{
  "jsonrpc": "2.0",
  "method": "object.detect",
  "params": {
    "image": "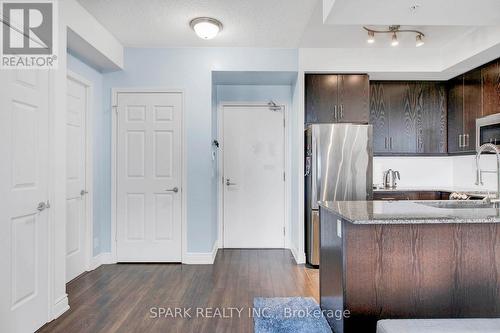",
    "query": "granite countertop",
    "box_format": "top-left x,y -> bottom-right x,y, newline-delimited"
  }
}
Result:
319,200 -> 500,224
